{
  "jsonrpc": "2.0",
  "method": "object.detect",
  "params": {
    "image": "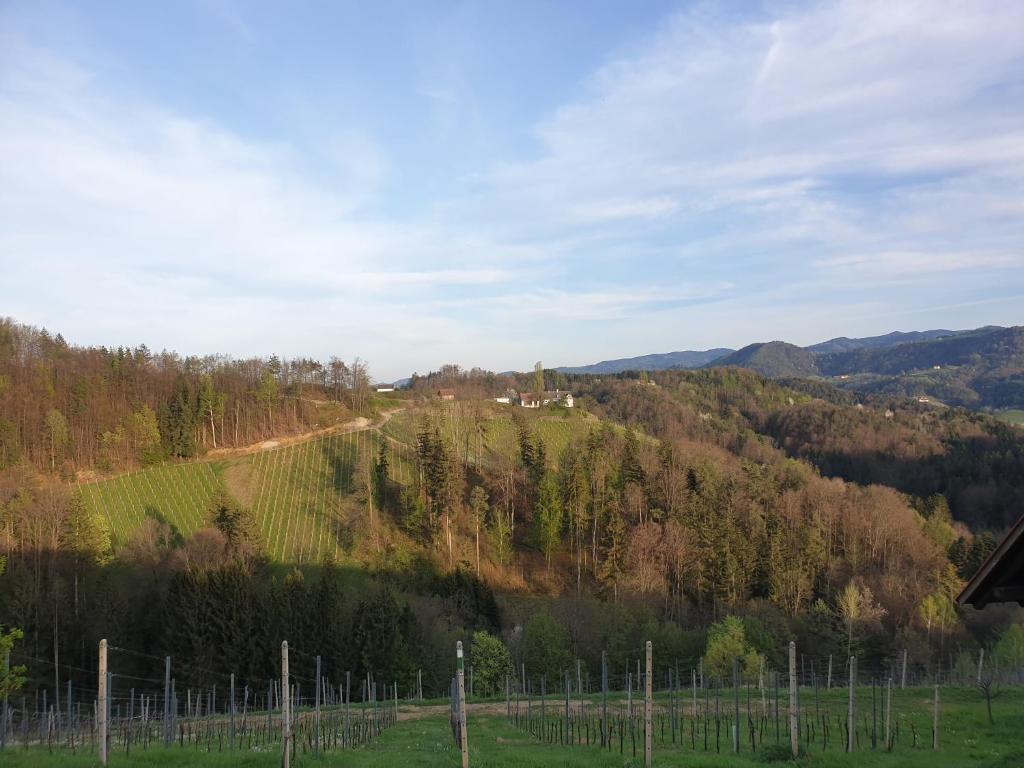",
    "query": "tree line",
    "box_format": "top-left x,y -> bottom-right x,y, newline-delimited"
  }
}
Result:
0,317 -> 372,475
